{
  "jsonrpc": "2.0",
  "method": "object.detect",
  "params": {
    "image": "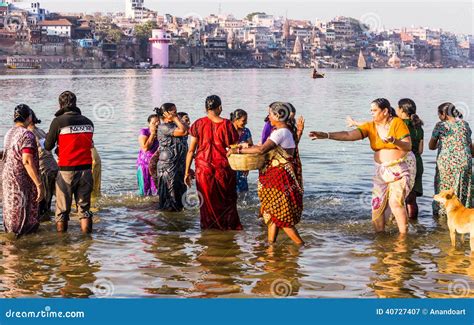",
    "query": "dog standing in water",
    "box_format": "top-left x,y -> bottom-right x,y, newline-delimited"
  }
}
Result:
433,189 -> 474,251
